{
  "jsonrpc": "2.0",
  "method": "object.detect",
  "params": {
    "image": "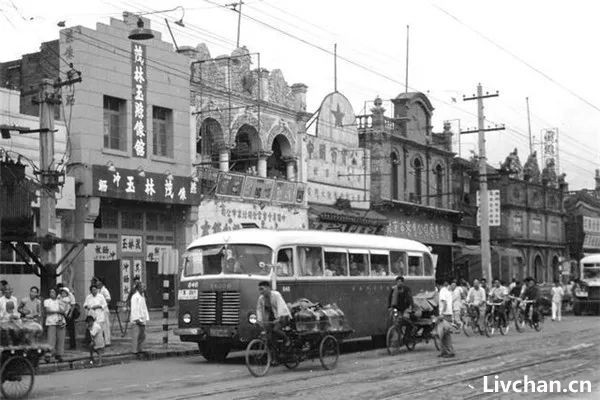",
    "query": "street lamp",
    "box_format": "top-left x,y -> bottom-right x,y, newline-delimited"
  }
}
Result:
127,6 -> 185,41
